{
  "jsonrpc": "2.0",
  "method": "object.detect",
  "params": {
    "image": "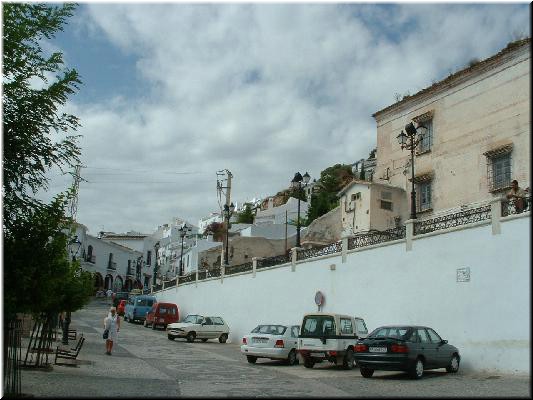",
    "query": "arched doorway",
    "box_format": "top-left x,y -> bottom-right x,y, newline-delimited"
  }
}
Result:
104,274 -> 113,290
114,275 -> 123,292
94,272 -> 104,291
124,278 -> 133,292
134,279 -> 143,289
